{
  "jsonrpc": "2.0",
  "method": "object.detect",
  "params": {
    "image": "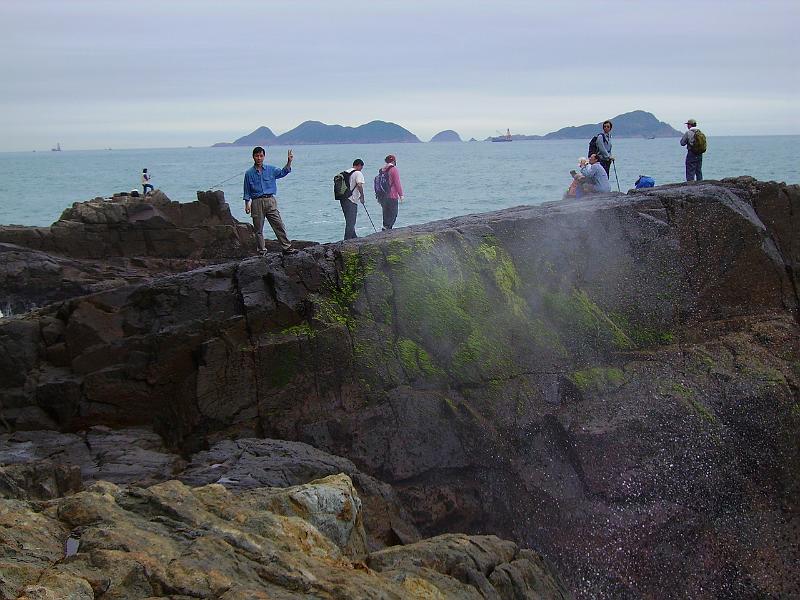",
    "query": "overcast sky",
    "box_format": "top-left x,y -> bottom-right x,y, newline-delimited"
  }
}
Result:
1,0 -> 798,151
